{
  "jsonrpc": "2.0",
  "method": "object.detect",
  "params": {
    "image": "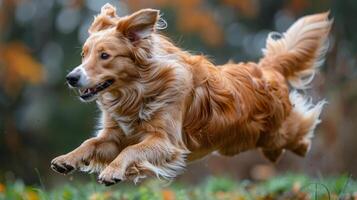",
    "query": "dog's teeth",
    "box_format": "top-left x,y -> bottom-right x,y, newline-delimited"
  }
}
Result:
77,79 -> 114,100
